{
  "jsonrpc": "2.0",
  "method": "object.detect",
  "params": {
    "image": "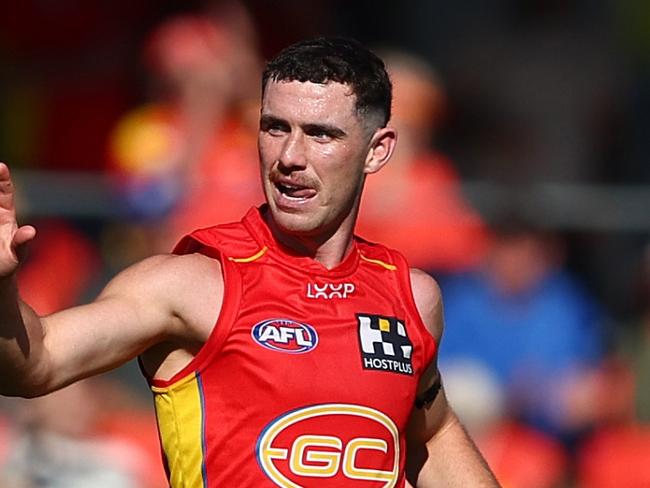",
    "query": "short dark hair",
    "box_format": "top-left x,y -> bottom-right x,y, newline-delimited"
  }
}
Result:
262,37 -> 392,128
